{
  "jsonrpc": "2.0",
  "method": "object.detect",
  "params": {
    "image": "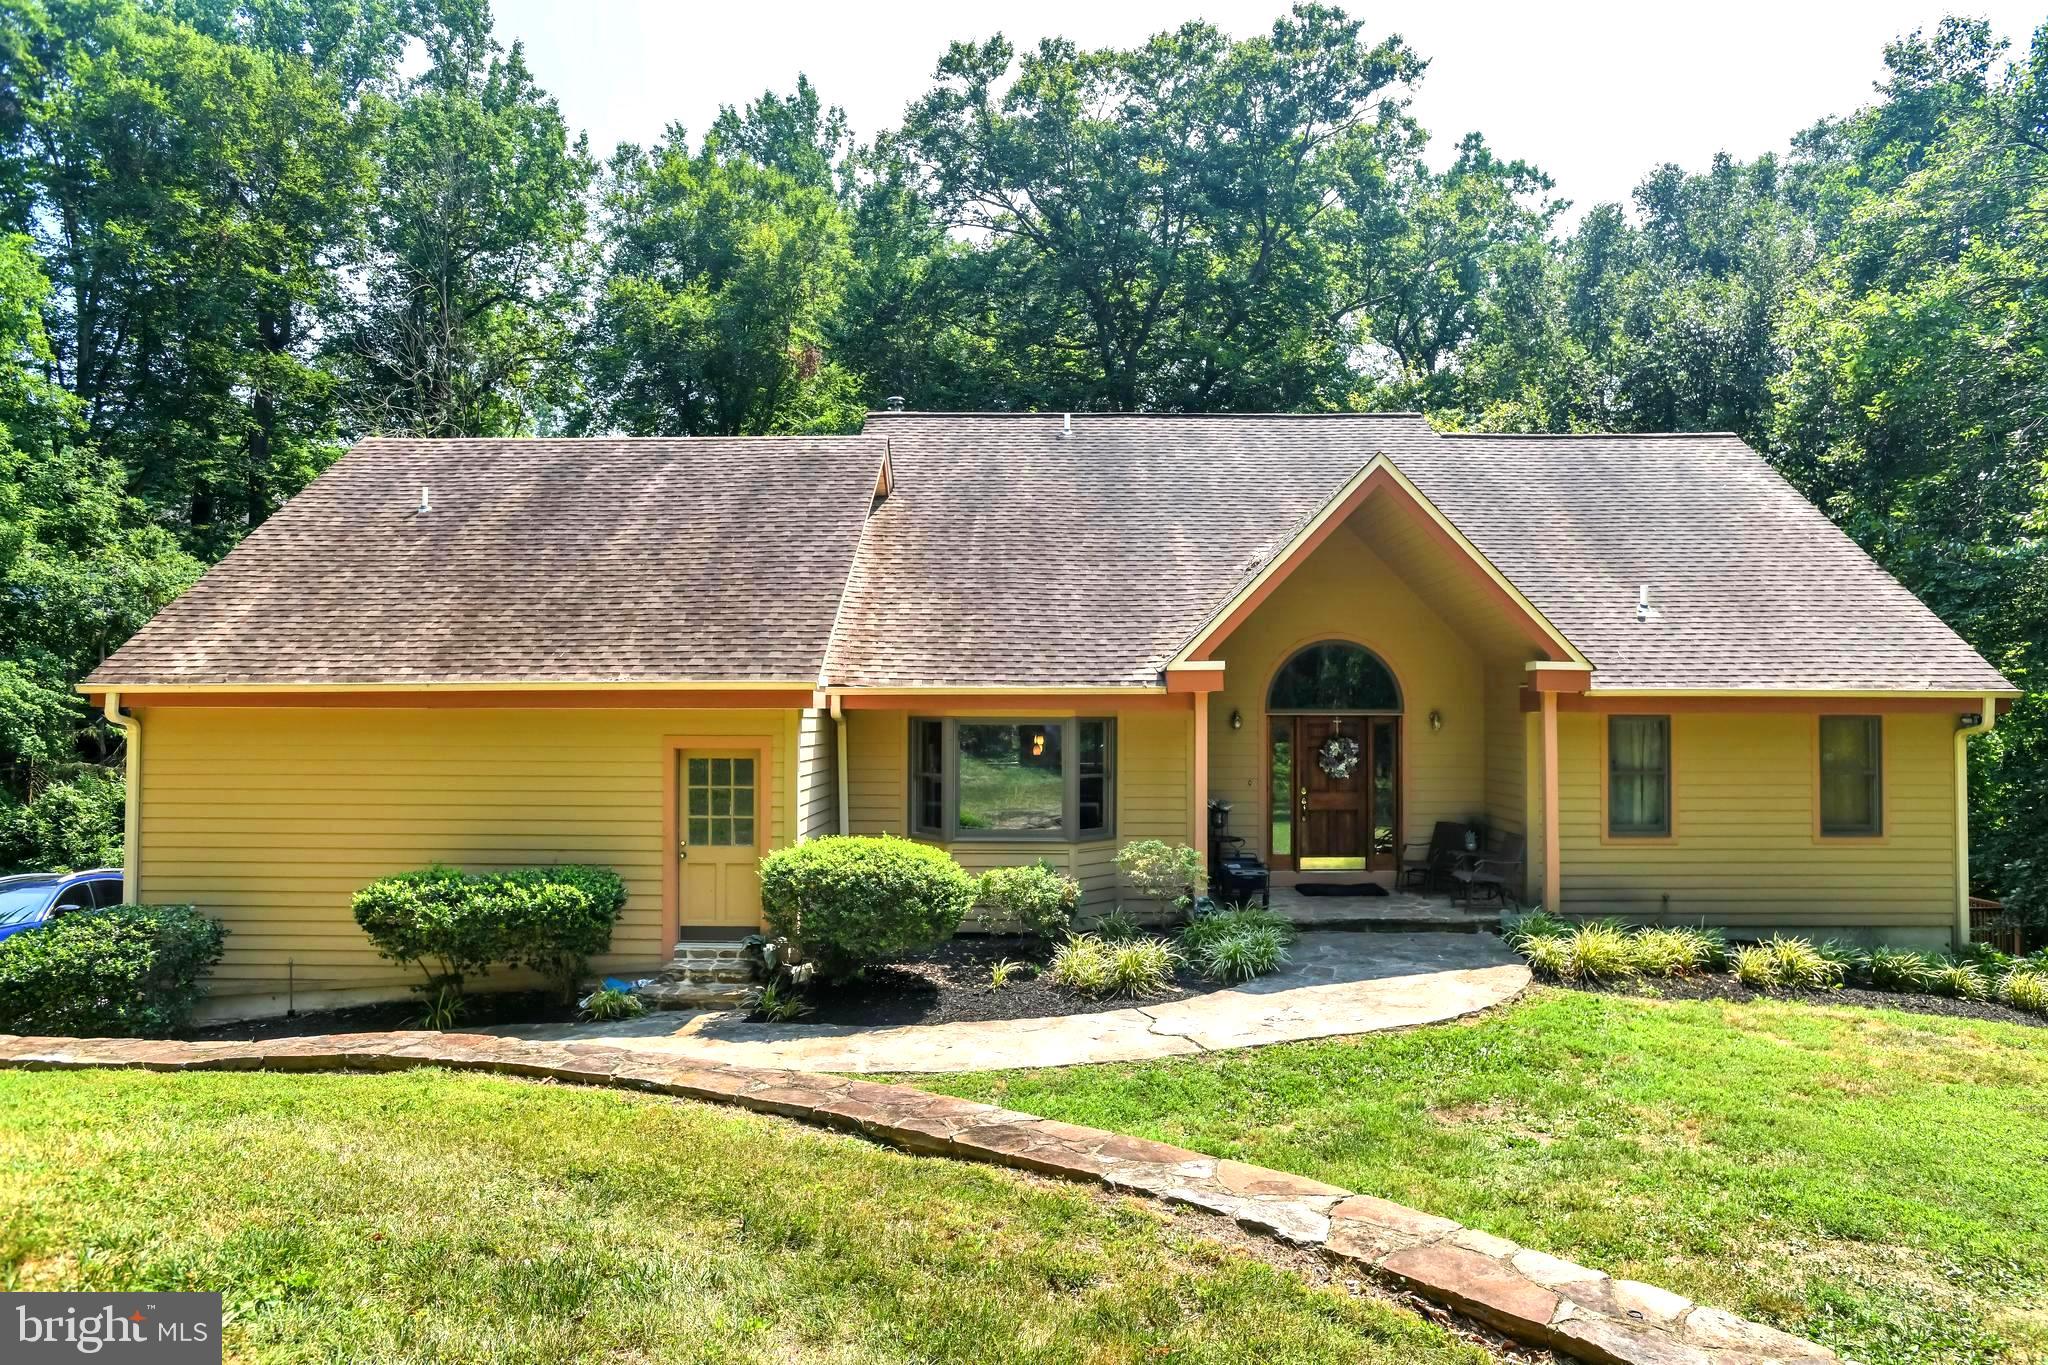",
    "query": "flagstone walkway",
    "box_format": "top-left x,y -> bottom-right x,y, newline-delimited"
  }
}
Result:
492,930 -> 1530,1073
0,1029 -> 1838,1364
